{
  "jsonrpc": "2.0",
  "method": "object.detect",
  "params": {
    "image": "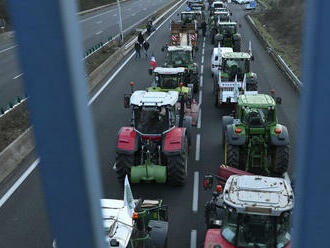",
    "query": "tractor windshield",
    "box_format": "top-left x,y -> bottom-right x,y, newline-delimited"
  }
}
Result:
168,50 -> 193,67
214,3 -> 225,8
134,107 -> 170,134
181,13 -> 194,23
242,107 -> 275,127
220,24 -> 237,35
217,14 -> 230,22
155,74 -> 180,89
223,58 -> 249,81
221,208 -> 291,248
